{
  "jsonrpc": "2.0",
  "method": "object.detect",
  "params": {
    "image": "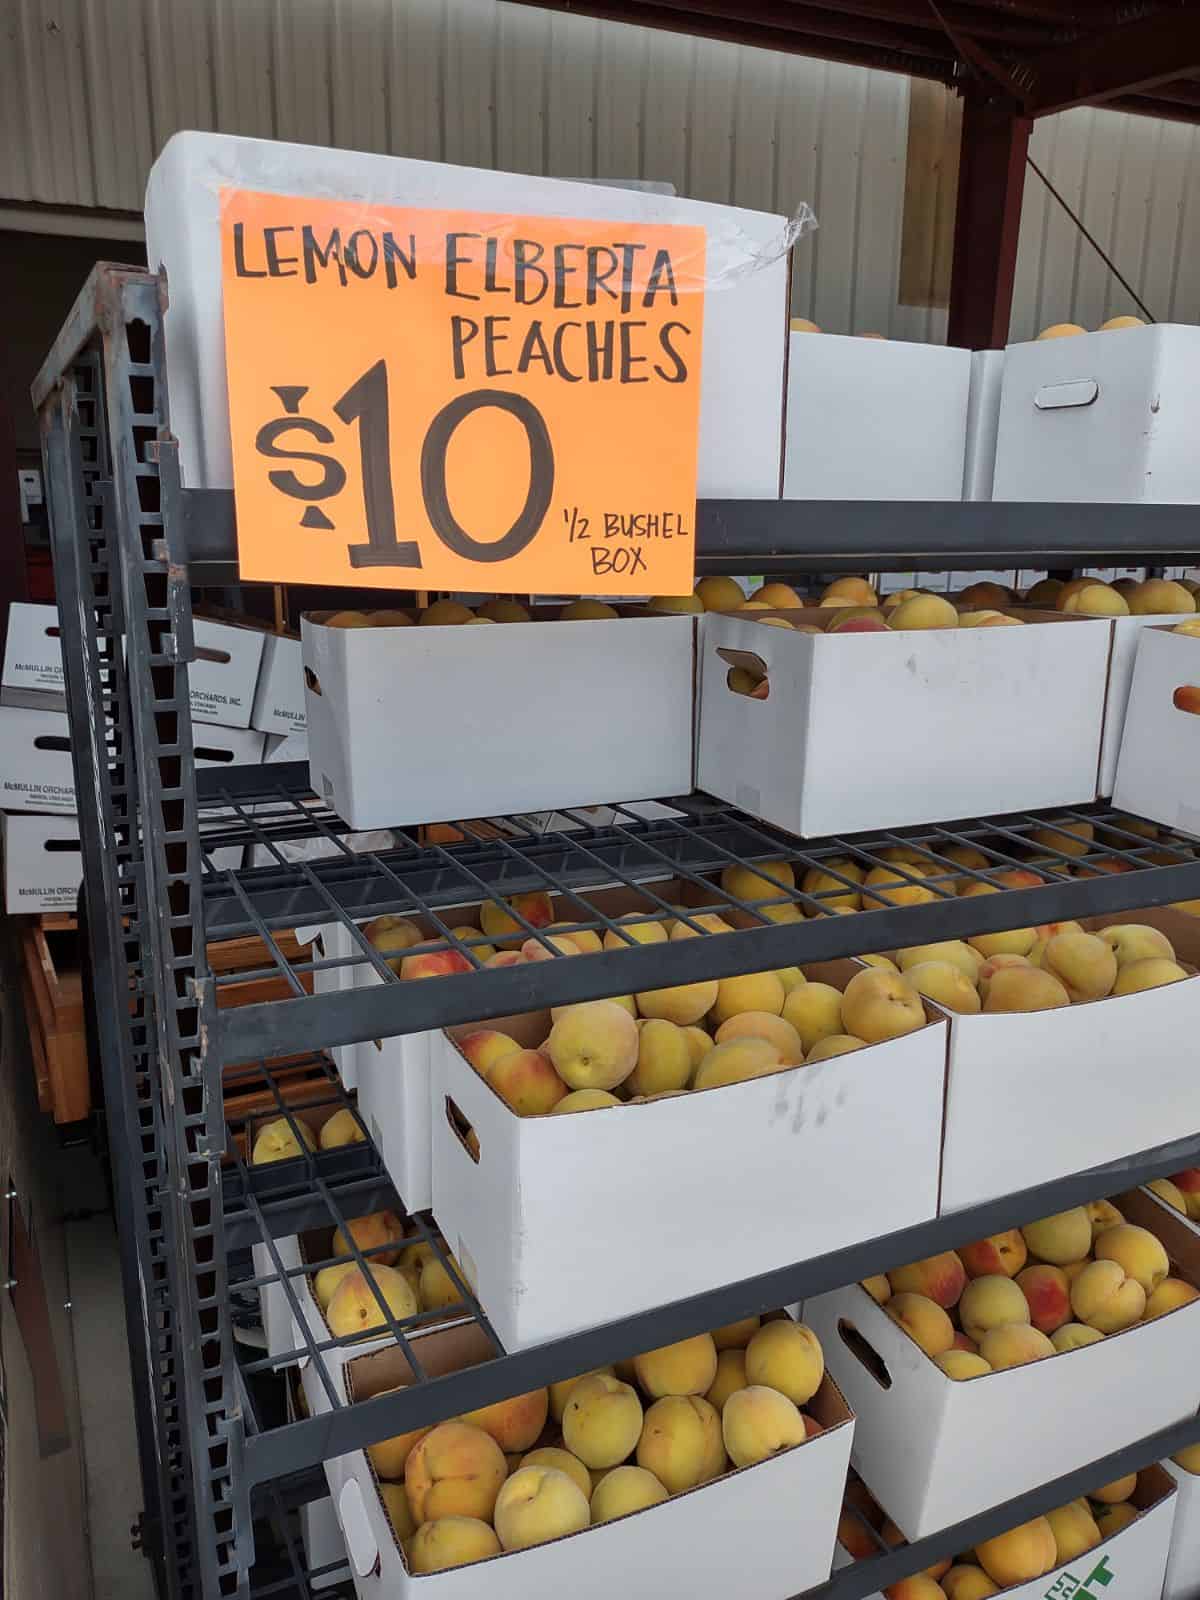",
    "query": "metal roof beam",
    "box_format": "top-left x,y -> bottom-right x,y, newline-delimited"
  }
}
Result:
1022,7 -> 1200,116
